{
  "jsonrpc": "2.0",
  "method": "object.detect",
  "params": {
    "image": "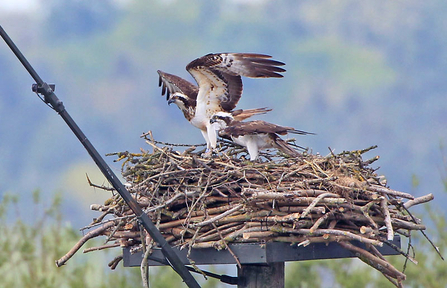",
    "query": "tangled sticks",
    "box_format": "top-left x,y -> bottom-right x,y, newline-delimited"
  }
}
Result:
58,135 -> 437,287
